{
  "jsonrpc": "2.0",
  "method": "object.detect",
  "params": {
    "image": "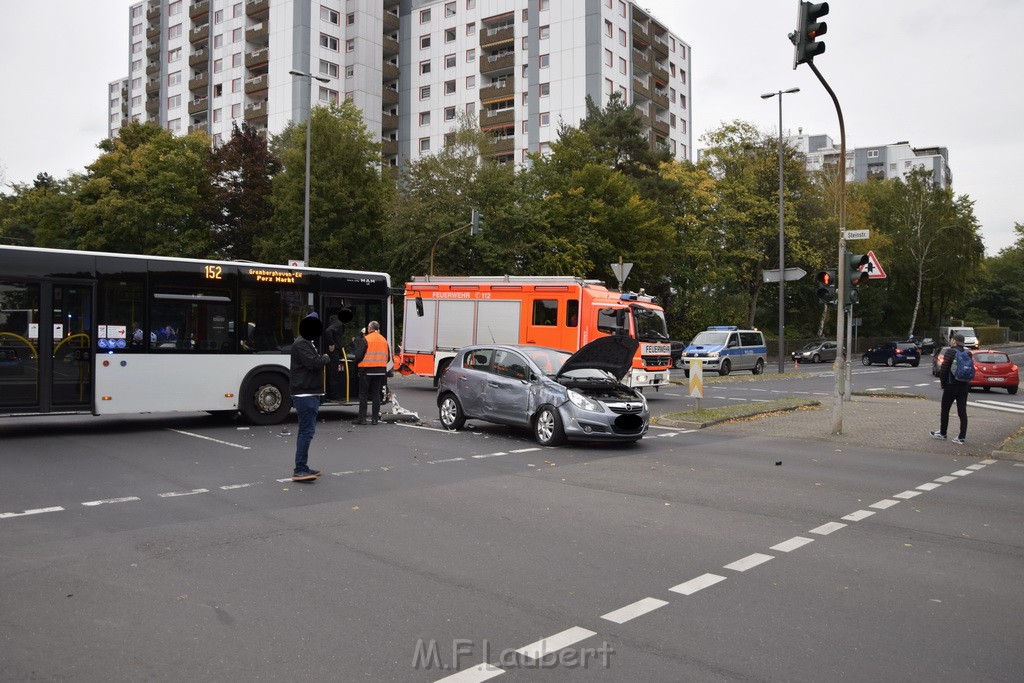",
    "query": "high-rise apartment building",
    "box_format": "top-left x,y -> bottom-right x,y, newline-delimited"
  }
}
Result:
789,131 -> 952,189
108,0 -> 692,167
